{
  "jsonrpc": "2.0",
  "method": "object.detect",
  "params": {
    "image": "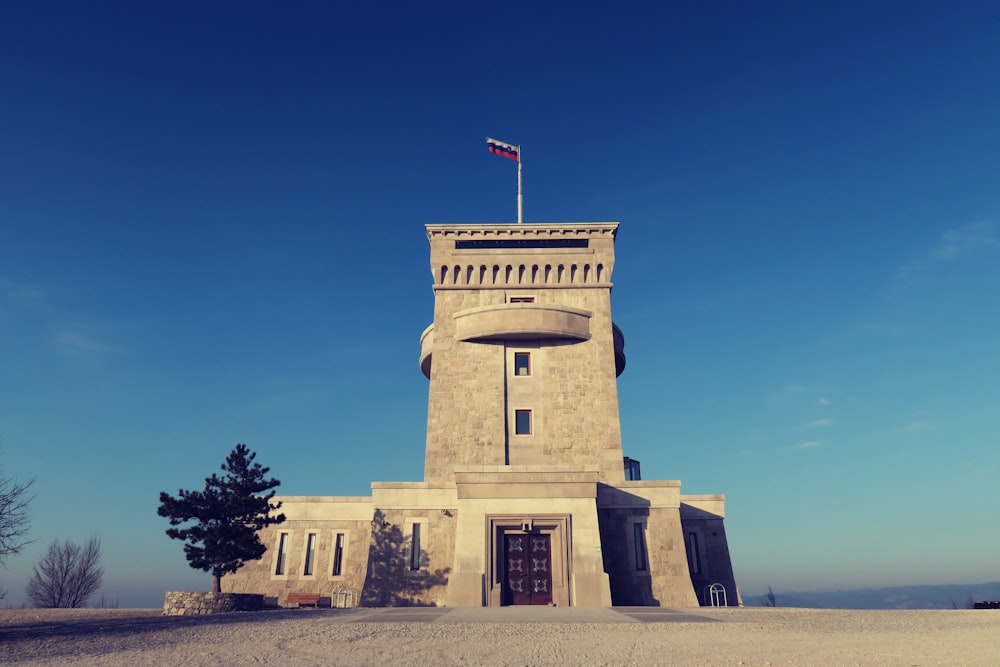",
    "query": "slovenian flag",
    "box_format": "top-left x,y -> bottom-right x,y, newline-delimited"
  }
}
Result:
487,137 -> 519,162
